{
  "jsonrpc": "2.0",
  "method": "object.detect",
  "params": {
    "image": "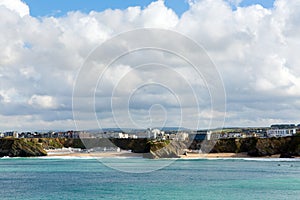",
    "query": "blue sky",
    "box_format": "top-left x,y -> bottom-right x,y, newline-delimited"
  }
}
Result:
22,0 -> 275,17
